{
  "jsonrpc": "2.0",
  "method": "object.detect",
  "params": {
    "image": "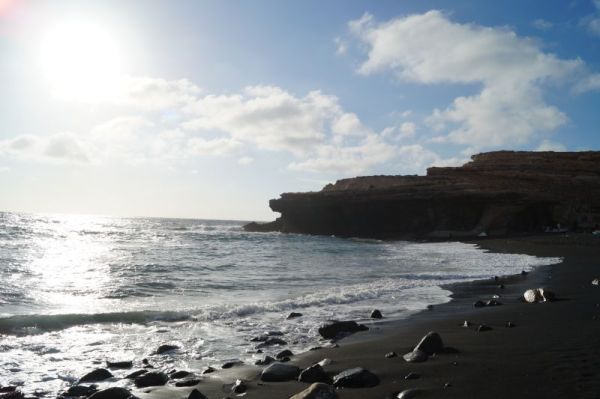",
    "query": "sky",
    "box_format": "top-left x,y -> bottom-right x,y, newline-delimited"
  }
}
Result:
1,0 -> 599,221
